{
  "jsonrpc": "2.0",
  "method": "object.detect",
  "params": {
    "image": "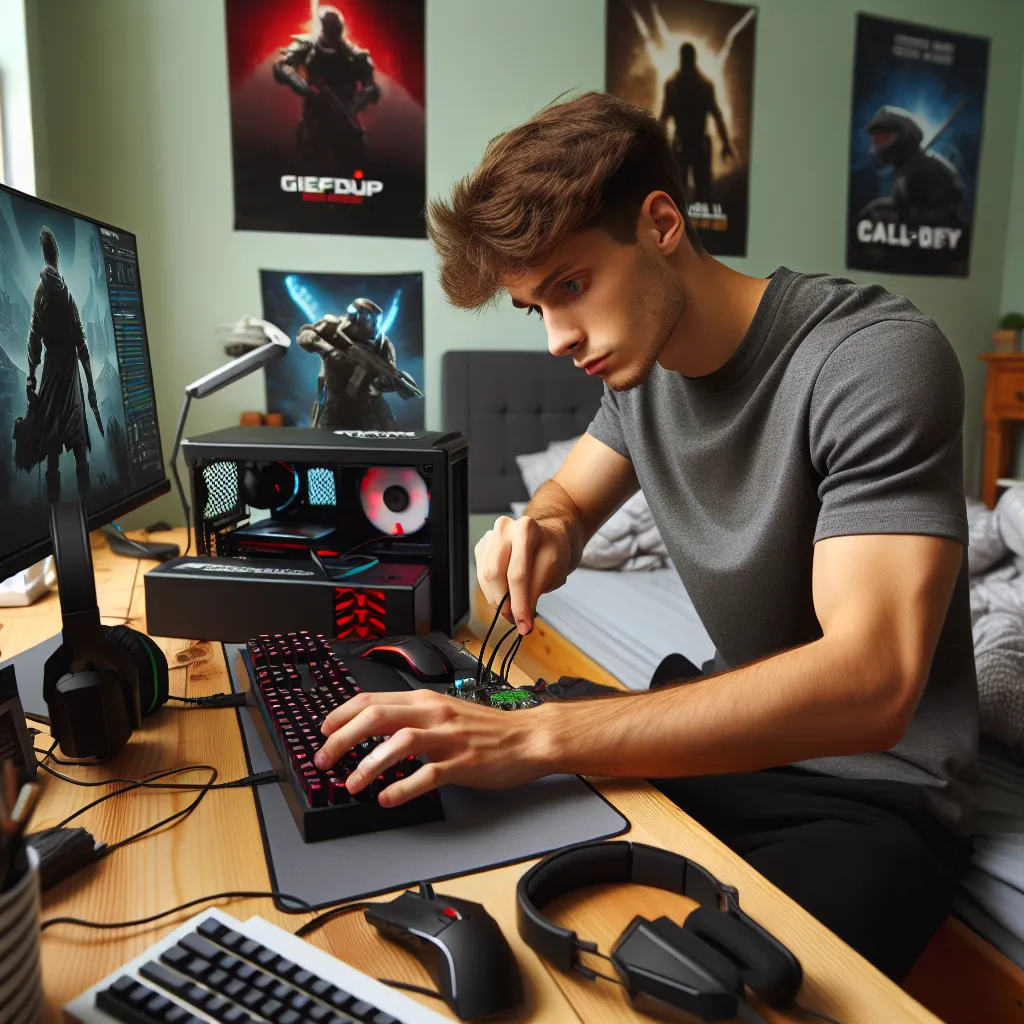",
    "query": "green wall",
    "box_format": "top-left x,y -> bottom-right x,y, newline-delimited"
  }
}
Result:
25,0 -> 1024,524
1003,54 -> 1024,318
